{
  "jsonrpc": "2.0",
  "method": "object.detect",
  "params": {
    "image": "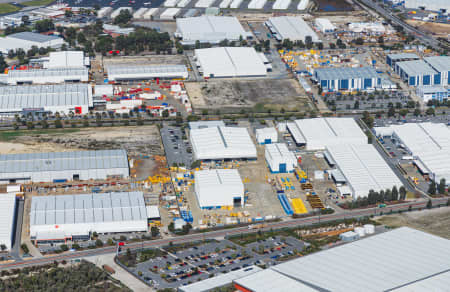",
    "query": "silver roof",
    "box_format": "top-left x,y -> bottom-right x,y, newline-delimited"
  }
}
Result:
315,67 -> 378,80
0,84 -> 91,110
387,53 -> 419,60
396,60 -> 437,76
30,191 -> 146,226
424,56 -> 450,73
0,149 -> 128,173
106,64 -> 187,75
7,67 -> 88,78
8,32 -> 61,43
